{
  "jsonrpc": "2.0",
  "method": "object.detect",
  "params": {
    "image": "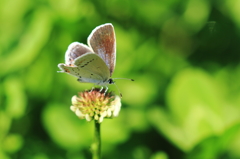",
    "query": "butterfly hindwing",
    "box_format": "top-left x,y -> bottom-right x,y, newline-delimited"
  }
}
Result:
64,42 -> 93,66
